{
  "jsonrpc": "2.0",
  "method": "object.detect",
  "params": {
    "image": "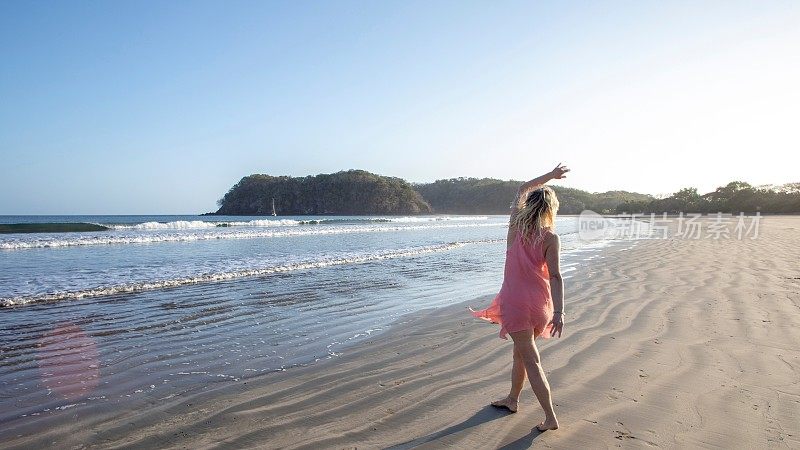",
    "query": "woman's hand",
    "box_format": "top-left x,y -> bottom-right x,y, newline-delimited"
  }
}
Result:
551,163 -> 570,179
549,312 -> 564,338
